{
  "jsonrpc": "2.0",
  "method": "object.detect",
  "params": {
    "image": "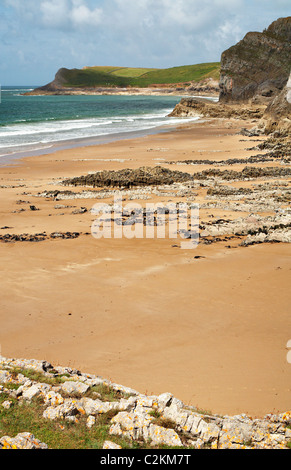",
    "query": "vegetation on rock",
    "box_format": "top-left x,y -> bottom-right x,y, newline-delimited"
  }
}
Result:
31,63 -> 220,93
